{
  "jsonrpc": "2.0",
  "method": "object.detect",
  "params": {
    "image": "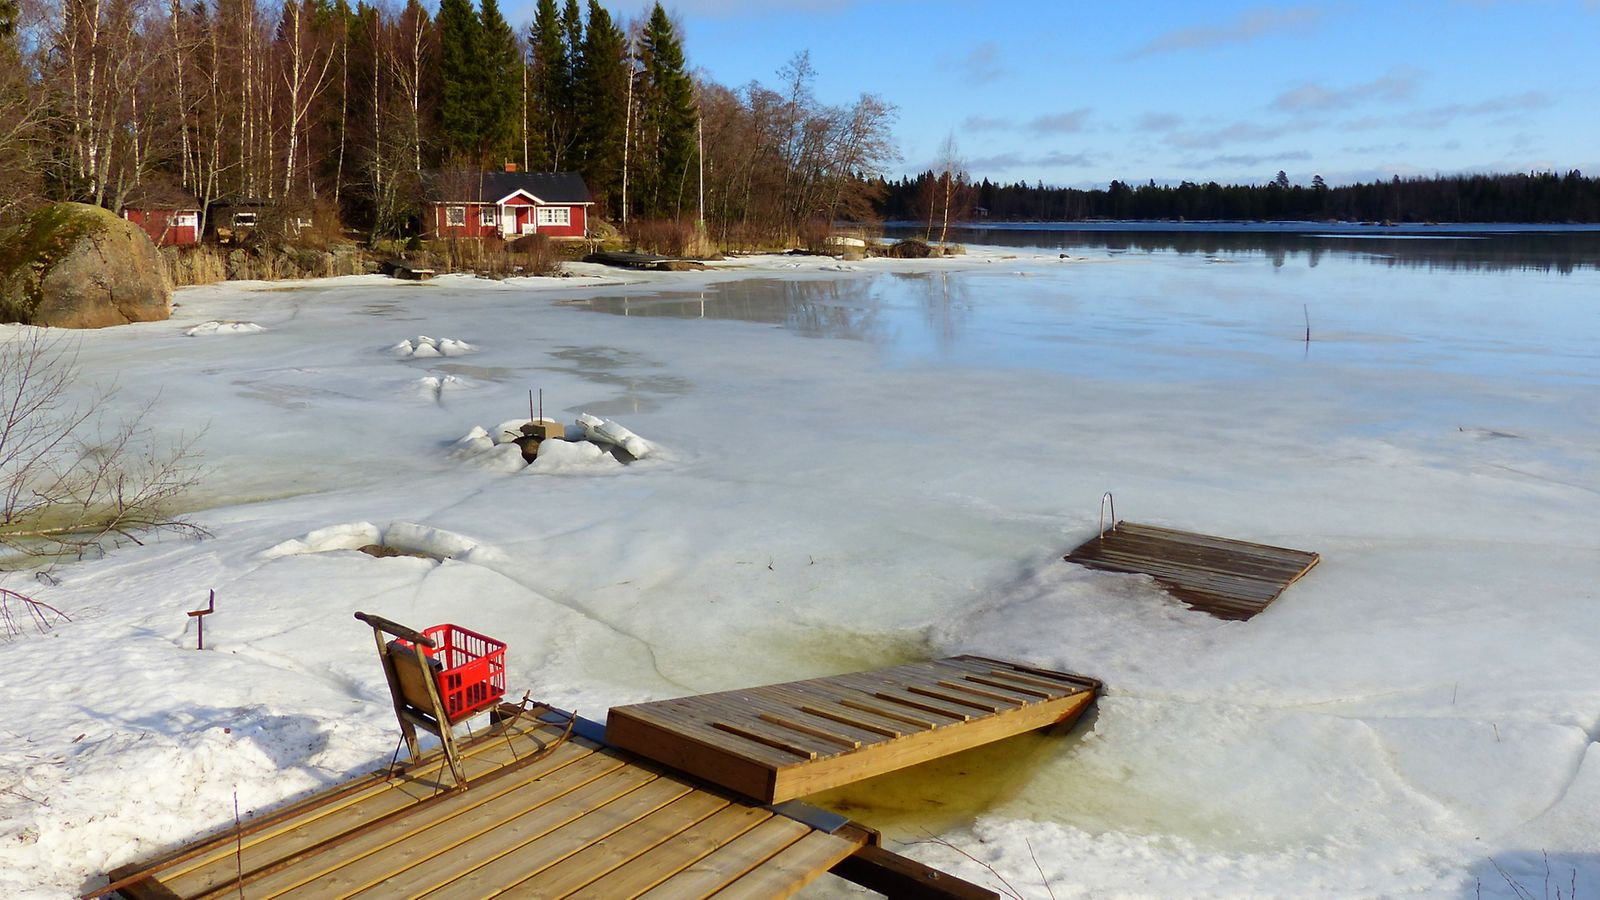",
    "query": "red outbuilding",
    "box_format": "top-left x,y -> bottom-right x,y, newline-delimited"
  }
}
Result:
122,185 -> 202,247
424,168 -> 592,240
